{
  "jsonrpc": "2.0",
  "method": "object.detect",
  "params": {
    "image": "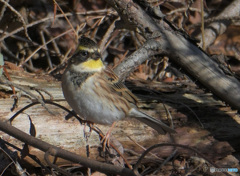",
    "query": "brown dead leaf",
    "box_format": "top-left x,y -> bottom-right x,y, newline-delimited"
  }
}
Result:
208,25 -> 240,60
91,172 -> 107,176
133,71 -> 149,80
4,61 -> 24,71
